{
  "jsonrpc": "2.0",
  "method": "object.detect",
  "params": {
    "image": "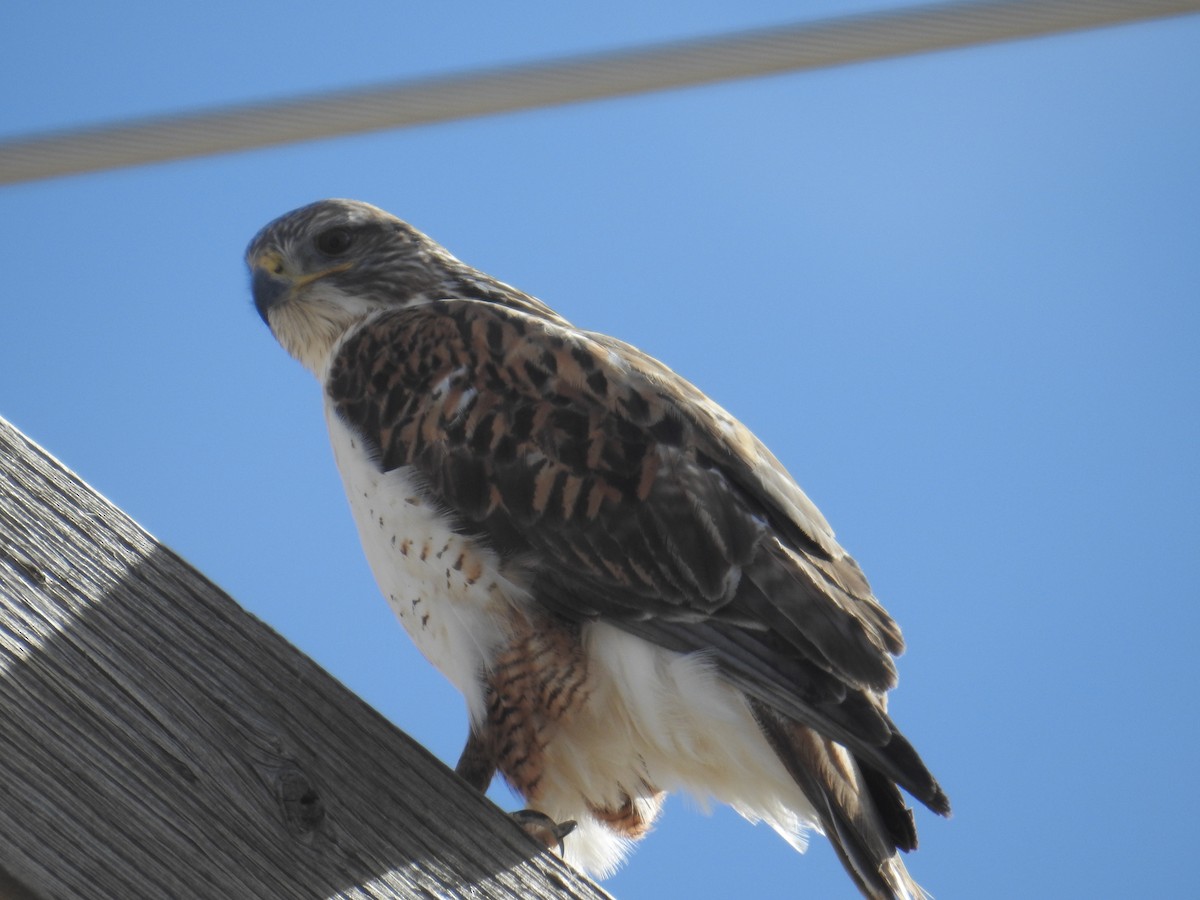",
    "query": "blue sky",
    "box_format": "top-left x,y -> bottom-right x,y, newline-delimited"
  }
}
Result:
3,3 -> 1198,897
